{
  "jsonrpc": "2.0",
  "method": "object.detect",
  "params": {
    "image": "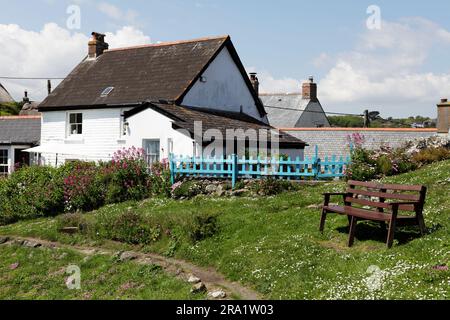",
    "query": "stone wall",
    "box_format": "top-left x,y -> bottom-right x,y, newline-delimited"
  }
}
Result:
282,128 -> 438,159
